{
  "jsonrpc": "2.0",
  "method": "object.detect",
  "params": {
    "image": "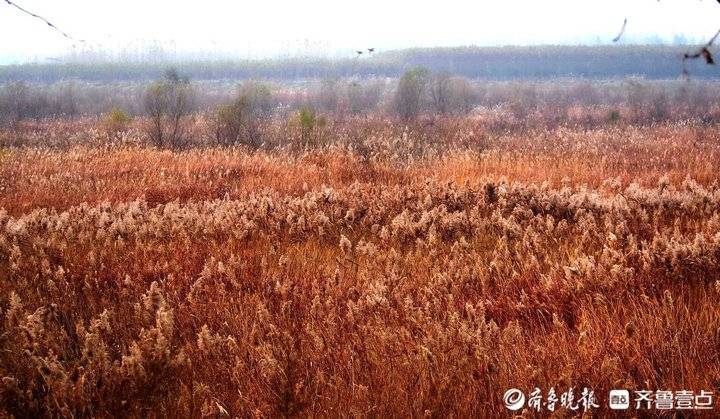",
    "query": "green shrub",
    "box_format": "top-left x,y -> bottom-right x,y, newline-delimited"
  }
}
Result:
394,66 -> 430,120
103,108 -> 132,139
607,109 -> 621,123
297,106 -> 326,148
